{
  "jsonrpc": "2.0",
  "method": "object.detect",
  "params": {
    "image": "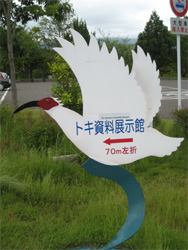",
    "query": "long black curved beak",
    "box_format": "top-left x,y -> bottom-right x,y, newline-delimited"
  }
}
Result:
14,101 -> 39,114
